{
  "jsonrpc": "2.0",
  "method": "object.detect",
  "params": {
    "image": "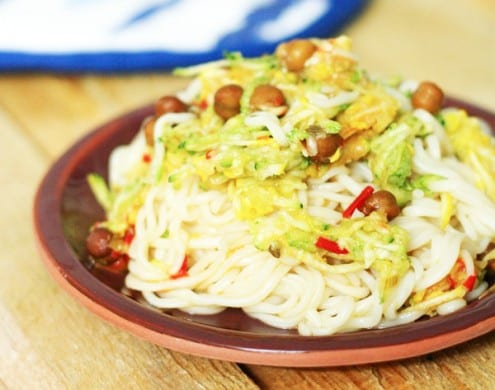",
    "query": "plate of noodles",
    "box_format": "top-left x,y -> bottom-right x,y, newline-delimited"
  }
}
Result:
34,36 -> 495,367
